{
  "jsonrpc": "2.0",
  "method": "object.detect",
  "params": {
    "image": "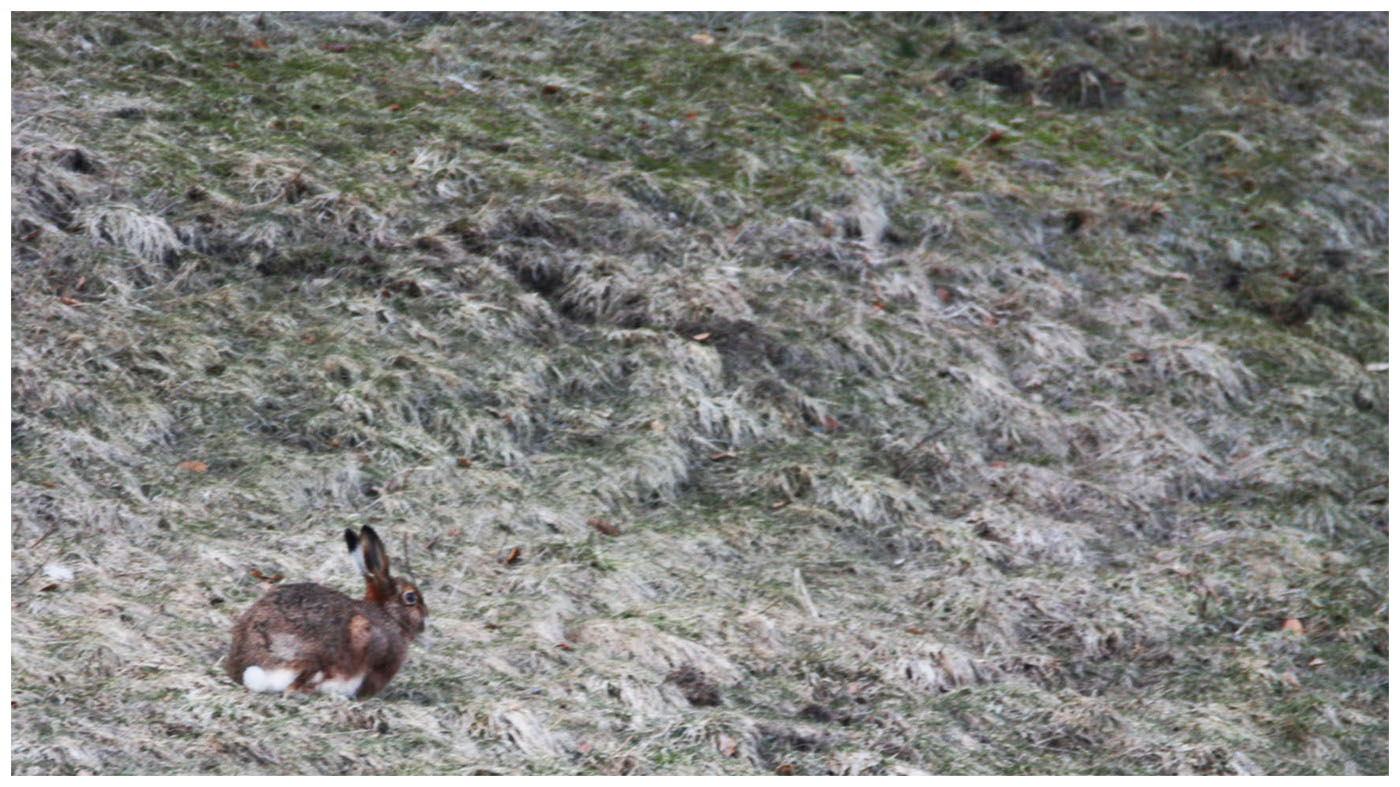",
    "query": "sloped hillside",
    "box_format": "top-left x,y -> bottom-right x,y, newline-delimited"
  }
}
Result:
11,12 -> 1387,774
